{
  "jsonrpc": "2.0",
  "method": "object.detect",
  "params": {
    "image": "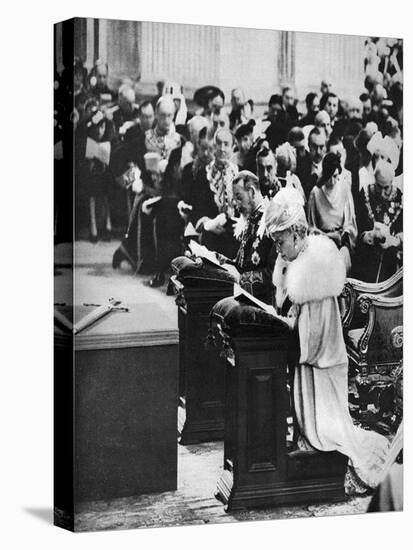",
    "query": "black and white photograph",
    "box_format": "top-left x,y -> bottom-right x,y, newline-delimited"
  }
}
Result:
52,15 -> 404,533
